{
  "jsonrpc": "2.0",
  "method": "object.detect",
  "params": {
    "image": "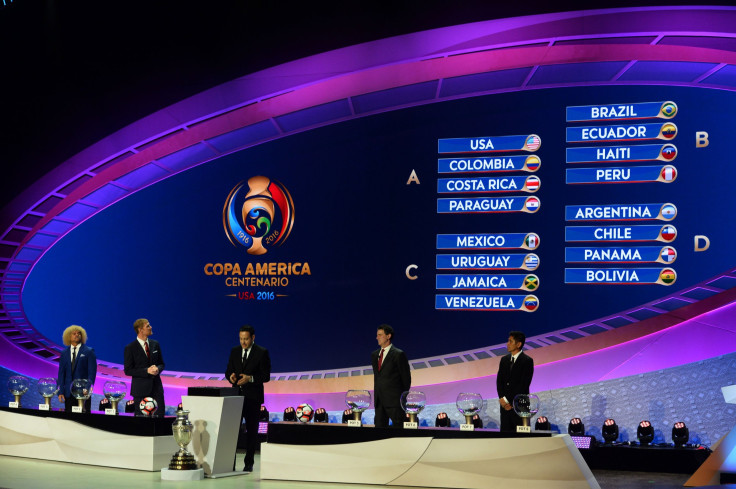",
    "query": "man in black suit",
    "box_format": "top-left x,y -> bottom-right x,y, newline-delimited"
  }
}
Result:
123,318 -> 166,417
225,325 -> 271,473
57,325 -> 97,412
496,330 -> 534,432
371,324 -> 411,428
